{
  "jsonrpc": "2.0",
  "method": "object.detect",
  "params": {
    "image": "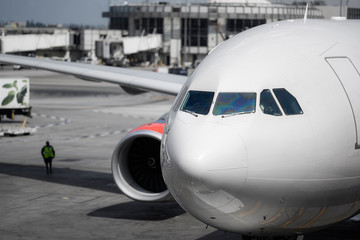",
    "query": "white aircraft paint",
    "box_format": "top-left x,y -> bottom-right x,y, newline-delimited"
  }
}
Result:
162,19 -> 360,237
